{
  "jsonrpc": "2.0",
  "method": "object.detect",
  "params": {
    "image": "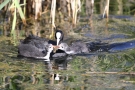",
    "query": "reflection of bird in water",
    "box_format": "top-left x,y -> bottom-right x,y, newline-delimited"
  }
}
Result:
51,53 -> 73,70
17,29 -> 66,61
45,54 -> 73,70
